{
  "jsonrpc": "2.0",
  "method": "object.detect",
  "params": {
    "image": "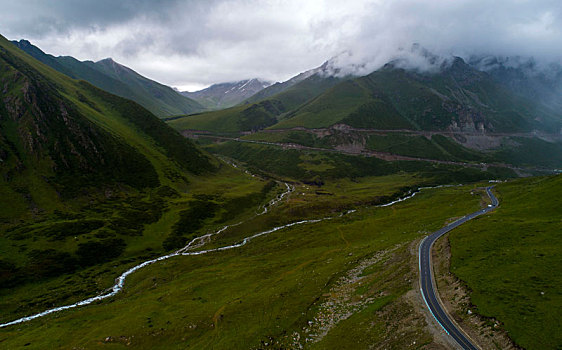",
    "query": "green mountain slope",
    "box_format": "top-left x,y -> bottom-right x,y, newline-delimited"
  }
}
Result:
243,62 -> 331,104
0,35 -> 215,217
12,39 -> 204,117
168,72 -> 342,133
0,34 -> 282,324
469,55 -> 562,111
170,57 -> 562,135
275,58 -> 562,132
169,57 -> 562,170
